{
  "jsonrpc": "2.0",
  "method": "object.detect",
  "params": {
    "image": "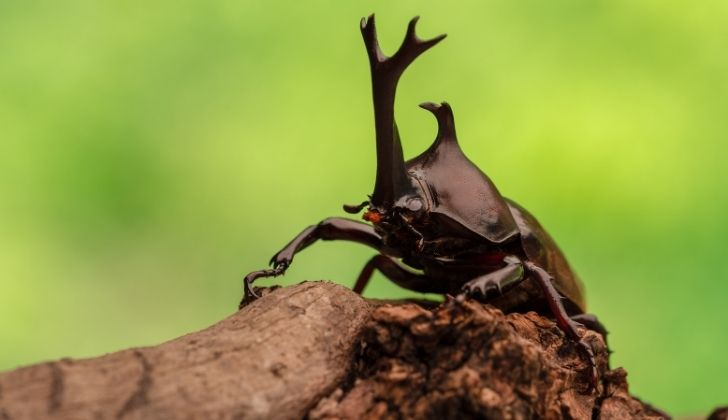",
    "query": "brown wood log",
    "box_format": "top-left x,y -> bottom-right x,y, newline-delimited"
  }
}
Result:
0,281 -> 669,419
